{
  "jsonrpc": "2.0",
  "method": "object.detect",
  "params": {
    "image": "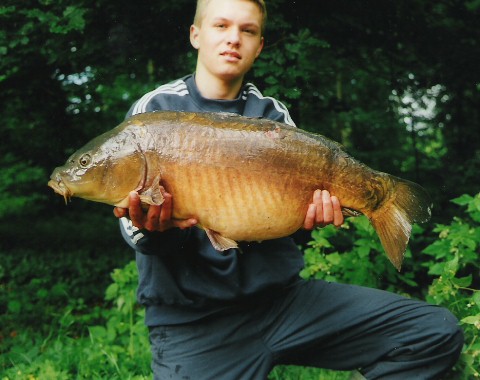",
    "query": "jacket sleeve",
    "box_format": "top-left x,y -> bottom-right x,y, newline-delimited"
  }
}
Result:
119,217 -> 190,256
263,104 -> 296,127
243,83 -> 297,127
119,85 -> 189,255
